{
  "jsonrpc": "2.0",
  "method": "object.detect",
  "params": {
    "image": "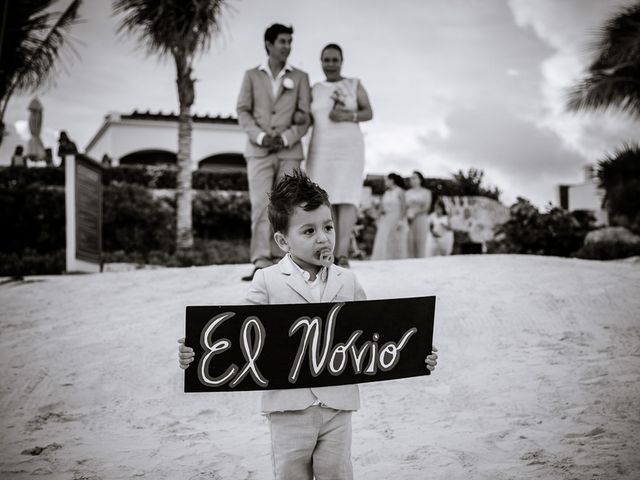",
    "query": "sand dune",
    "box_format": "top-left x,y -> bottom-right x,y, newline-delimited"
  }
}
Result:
1,255 -> 639,479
